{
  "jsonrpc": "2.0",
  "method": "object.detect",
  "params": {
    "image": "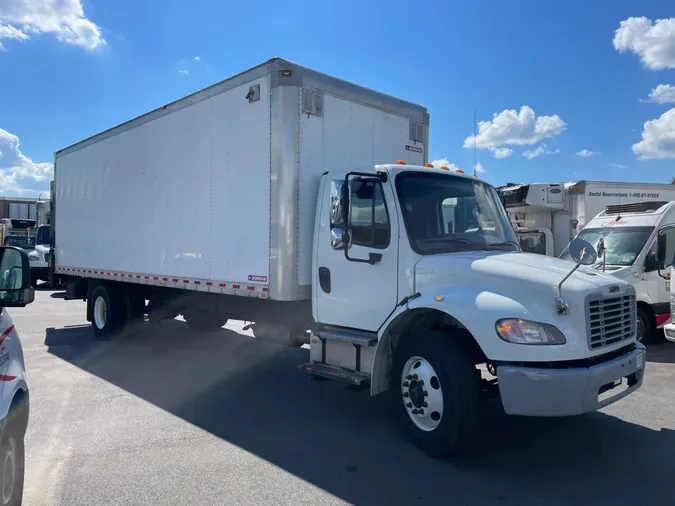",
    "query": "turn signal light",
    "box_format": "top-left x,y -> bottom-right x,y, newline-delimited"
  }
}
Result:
396,160 -> 406,165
